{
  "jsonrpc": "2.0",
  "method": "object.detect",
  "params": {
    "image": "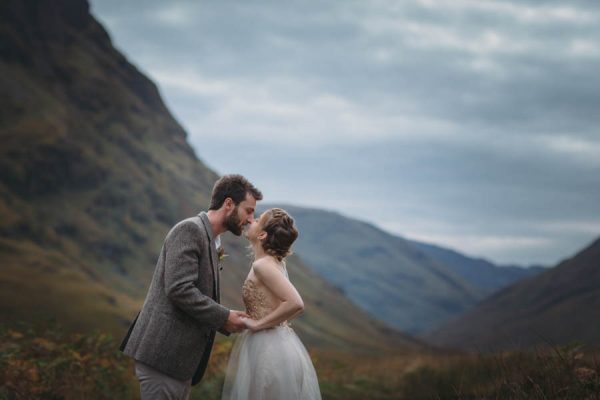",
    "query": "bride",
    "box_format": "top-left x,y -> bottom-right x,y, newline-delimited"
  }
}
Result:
221,208 -> 322,400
